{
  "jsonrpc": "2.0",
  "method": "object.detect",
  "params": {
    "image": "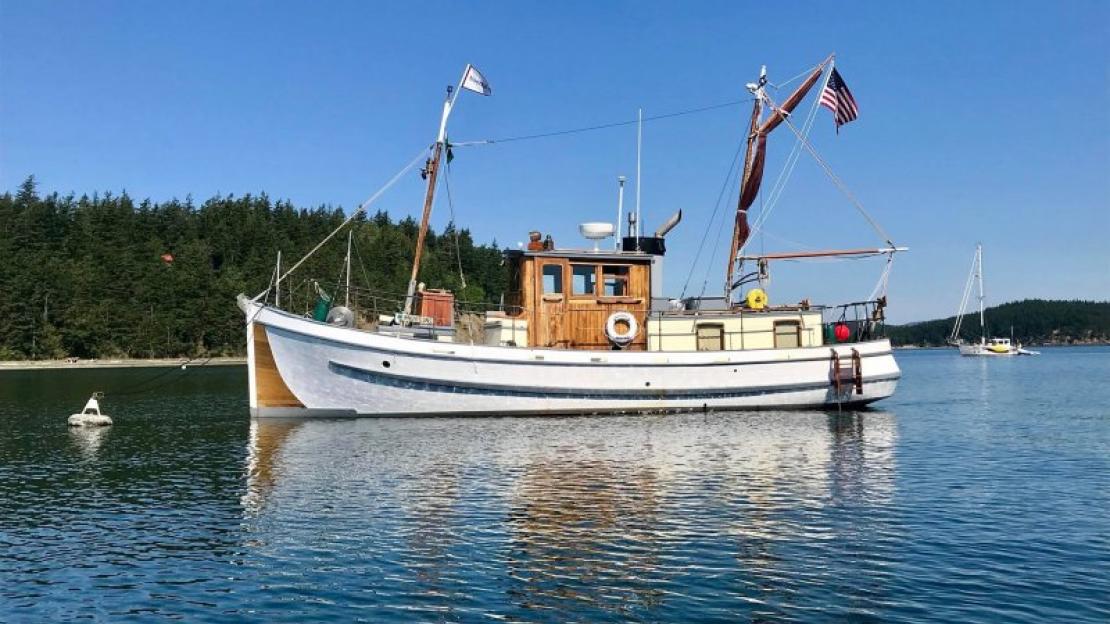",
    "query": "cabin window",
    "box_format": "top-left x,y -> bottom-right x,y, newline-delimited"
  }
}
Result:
572,264 -> 597,296
542,264 -> 563,294
774,320 -> 801,349
696,324 -> 724,351
602,265 -> 629,296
